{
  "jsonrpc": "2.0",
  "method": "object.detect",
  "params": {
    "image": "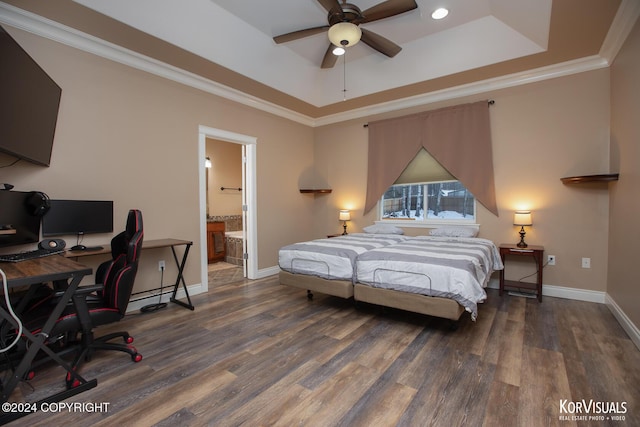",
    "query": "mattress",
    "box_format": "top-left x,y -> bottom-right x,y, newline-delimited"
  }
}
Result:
355,236 -> 503,320
278,233 -> 407,282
